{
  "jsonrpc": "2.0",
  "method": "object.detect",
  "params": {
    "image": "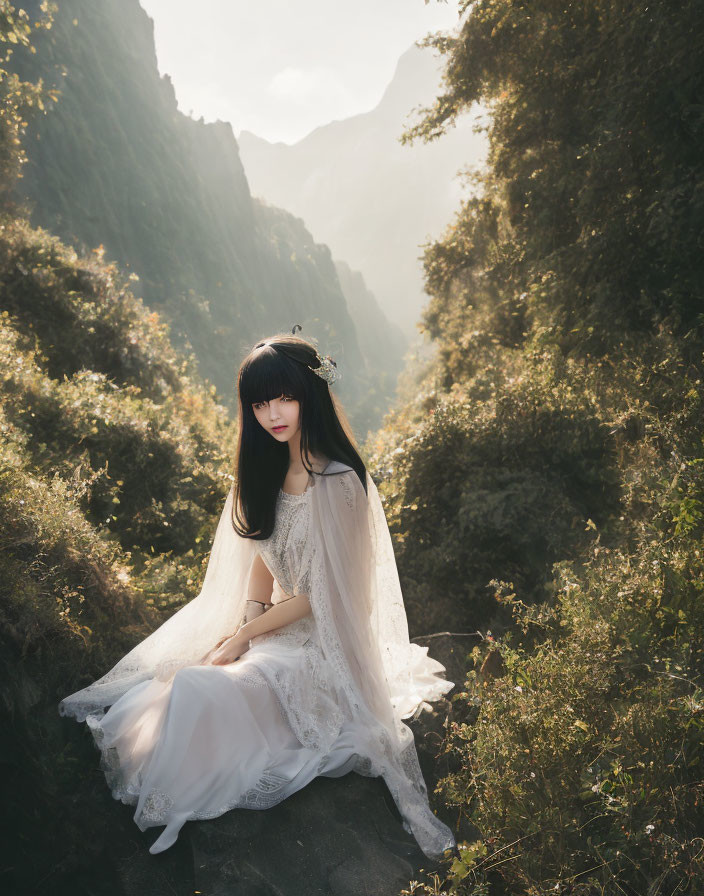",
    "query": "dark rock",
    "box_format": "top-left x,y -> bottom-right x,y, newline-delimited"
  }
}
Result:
115,838 -> 193,896
409,632 -> 484,846
111,633 -> 478,895
188,774 -> 421,896
408,632 -> 481,778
